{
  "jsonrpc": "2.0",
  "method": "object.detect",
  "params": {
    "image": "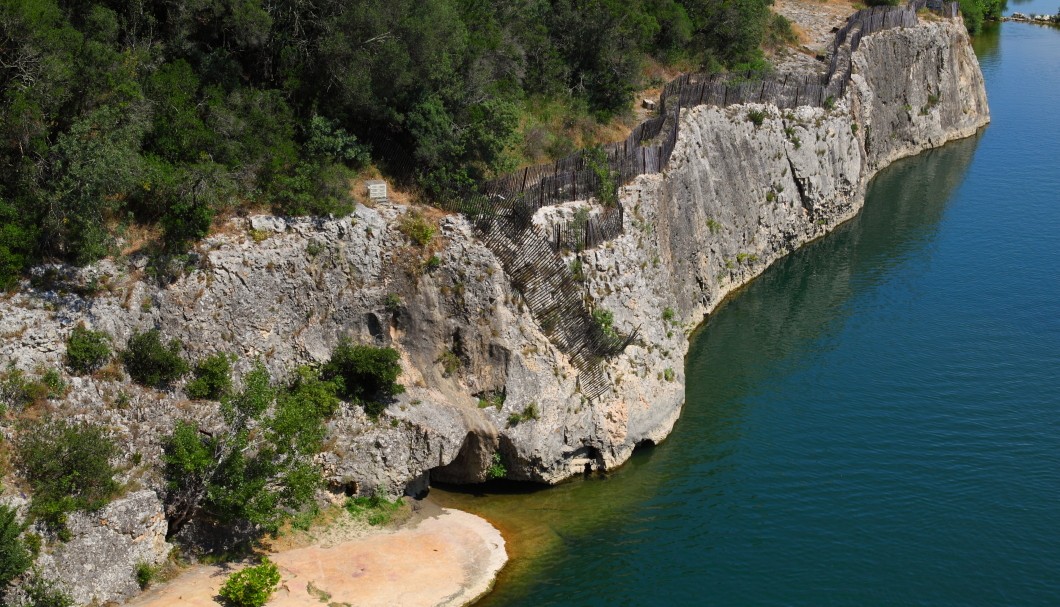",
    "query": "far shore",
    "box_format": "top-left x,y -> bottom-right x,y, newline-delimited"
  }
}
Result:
128,500 -> 506,607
